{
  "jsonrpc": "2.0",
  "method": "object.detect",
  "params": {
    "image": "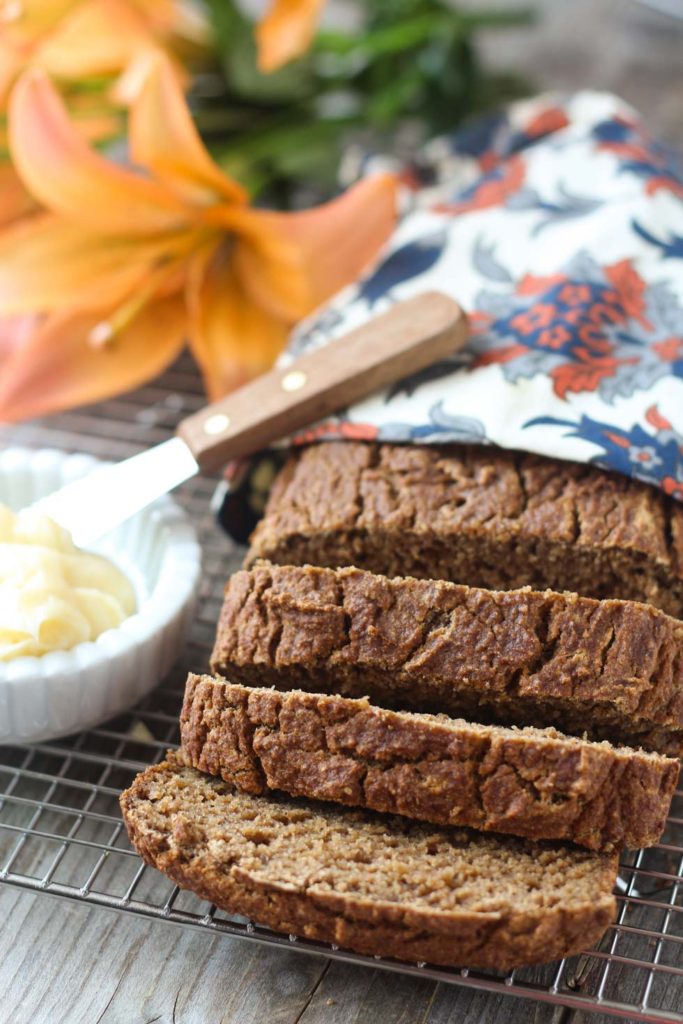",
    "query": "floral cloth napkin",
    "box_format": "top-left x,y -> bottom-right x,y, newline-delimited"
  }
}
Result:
218,91 -> 683,540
